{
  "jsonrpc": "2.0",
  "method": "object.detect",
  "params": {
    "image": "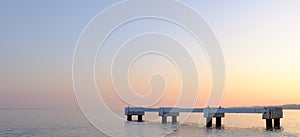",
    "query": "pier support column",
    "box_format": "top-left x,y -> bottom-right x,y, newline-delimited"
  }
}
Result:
127,115 -> 132,121
216,117 -> 222,129
162,116 -> 167,124
204,108 -> 225,129
137,115 -> 143,122
266,119 -> 273,130
159,108 -> 179,124
125,107 -> 145,122
172,116 -> 177,124
274,118 -> 280,129
206,117 -> 212,128
263,107 -> 283,130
